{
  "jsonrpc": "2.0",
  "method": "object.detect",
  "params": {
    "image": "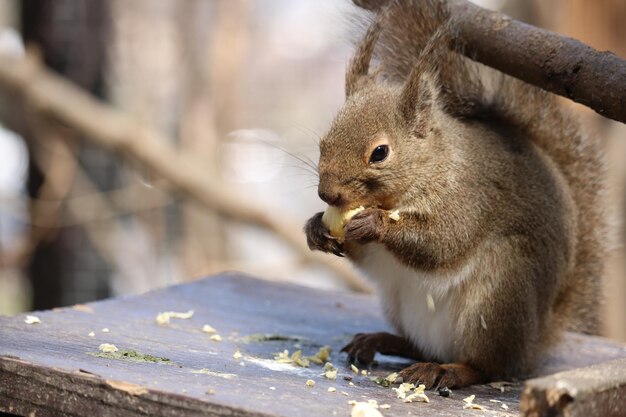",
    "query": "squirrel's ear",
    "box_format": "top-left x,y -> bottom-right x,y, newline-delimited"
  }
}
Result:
399,66 -> 439,138
346,17 -> 382,98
